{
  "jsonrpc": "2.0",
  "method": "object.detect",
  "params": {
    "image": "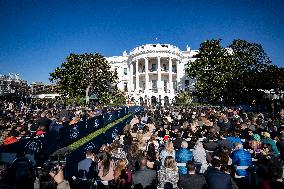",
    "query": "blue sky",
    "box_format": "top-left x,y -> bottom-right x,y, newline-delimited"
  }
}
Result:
0,0 -> 283,83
